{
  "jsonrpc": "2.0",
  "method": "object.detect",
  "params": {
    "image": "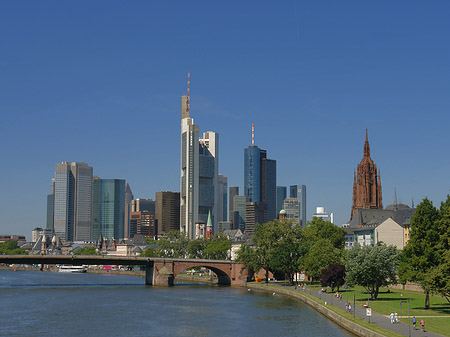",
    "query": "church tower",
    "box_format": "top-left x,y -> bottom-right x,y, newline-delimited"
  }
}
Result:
351,130 -> 383,219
